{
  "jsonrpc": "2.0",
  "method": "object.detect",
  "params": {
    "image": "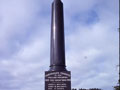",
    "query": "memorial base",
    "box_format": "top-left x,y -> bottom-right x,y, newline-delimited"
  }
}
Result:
45,71 -> 71,90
